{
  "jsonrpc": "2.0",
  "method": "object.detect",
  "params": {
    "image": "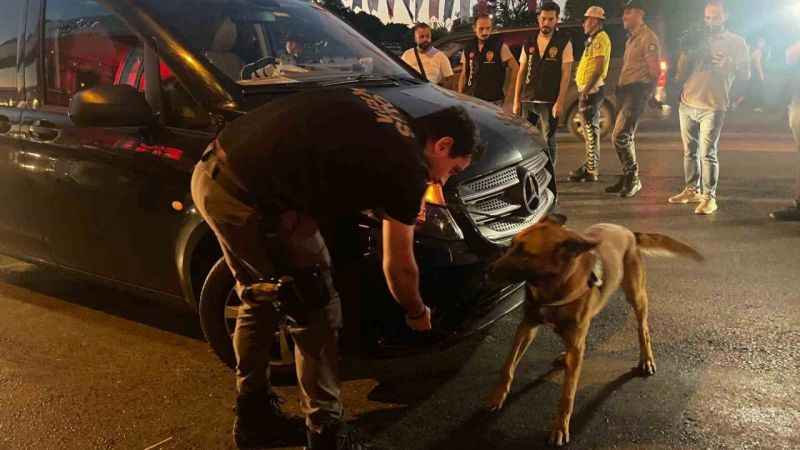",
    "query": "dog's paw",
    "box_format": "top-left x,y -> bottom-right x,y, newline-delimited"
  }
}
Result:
552,352 -> 567,368
639,358 -> 657,376
486,385 -> 509,411
548,426 -> 570,447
